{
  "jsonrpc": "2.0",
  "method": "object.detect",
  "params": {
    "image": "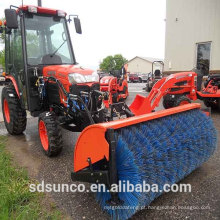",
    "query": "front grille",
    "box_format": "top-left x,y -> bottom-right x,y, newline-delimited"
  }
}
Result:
70,83 -> 100,95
